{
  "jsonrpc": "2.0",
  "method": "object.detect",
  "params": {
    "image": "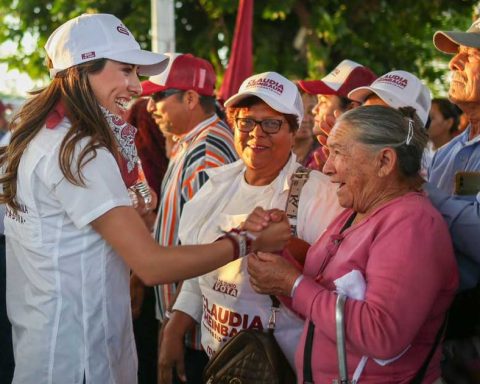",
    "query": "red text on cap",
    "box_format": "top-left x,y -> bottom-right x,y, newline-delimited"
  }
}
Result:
377,74 -> 408,89
116,25 -> 129,35
246,77 -> 284,95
